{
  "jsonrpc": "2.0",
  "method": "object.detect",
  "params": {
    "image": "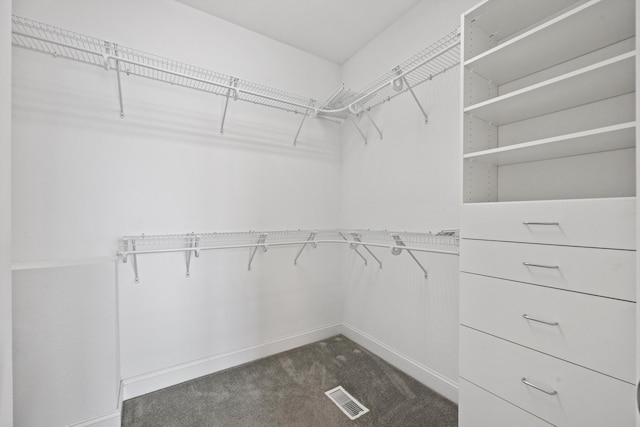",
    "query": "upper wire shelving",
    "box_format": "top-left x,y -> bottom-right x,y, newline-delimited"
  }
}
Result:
11,15 -> 460,143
